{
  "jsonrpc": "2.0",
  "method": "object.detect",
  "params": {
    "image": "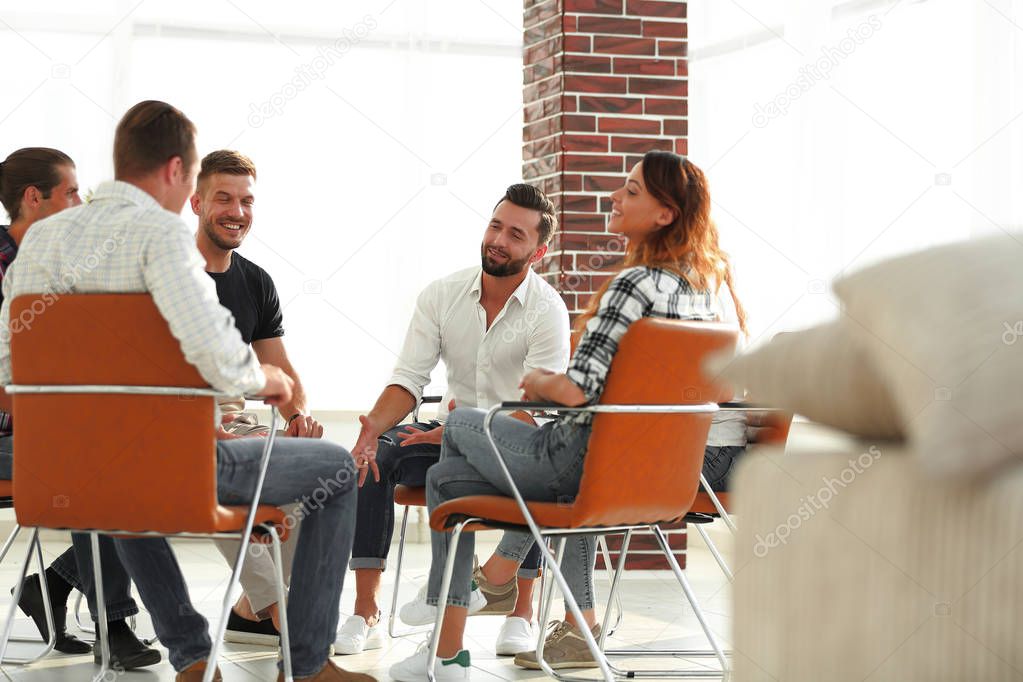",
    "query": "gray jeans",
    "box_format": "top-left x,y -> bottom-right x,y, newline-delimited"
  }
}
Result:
425,408 -> 594,610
